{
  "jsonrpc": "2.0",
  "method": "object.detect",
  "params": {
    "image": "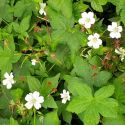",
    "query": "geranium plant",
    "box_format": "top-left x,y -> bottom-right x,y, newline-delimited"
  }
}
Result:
0,0 -> 125,125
